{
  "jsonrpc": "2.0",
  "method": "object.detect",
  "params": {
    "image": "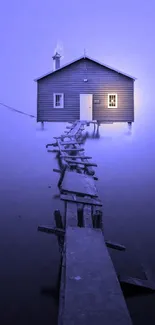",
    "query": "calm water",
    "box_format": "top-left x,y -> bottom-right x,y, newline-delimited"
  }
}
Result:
1,108 -> 155,325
